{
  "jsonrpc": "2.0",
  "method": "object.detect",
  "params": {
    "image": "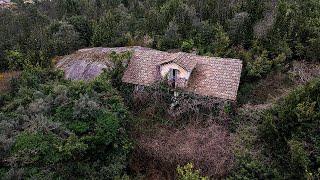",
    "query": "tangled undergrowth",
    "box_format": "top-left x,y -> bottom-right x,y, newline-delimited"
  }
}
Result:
133,123 -> 234,178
